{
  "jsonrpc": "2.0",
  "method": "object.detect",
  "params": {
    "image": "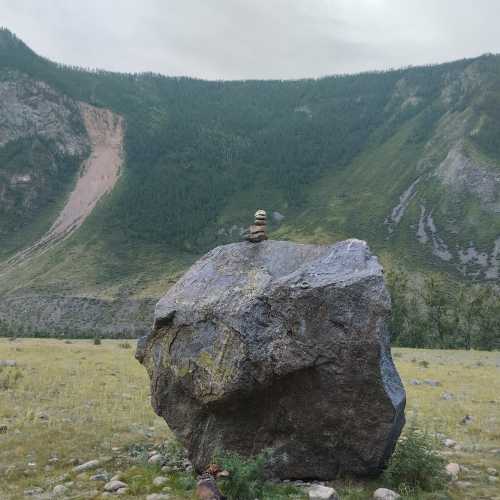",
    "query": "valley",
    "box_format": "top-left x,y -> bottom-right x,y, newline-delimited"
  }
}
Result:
1,28 -> 500,341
